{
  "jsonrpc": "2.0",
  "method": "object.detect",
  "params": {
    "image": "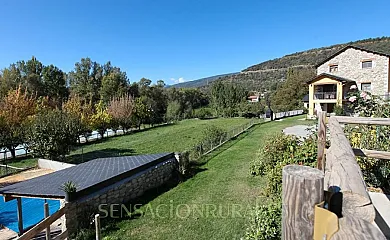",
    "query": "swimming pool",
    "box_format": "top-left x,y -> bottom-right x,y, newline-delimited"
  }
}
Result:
0,197 -> 60,233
